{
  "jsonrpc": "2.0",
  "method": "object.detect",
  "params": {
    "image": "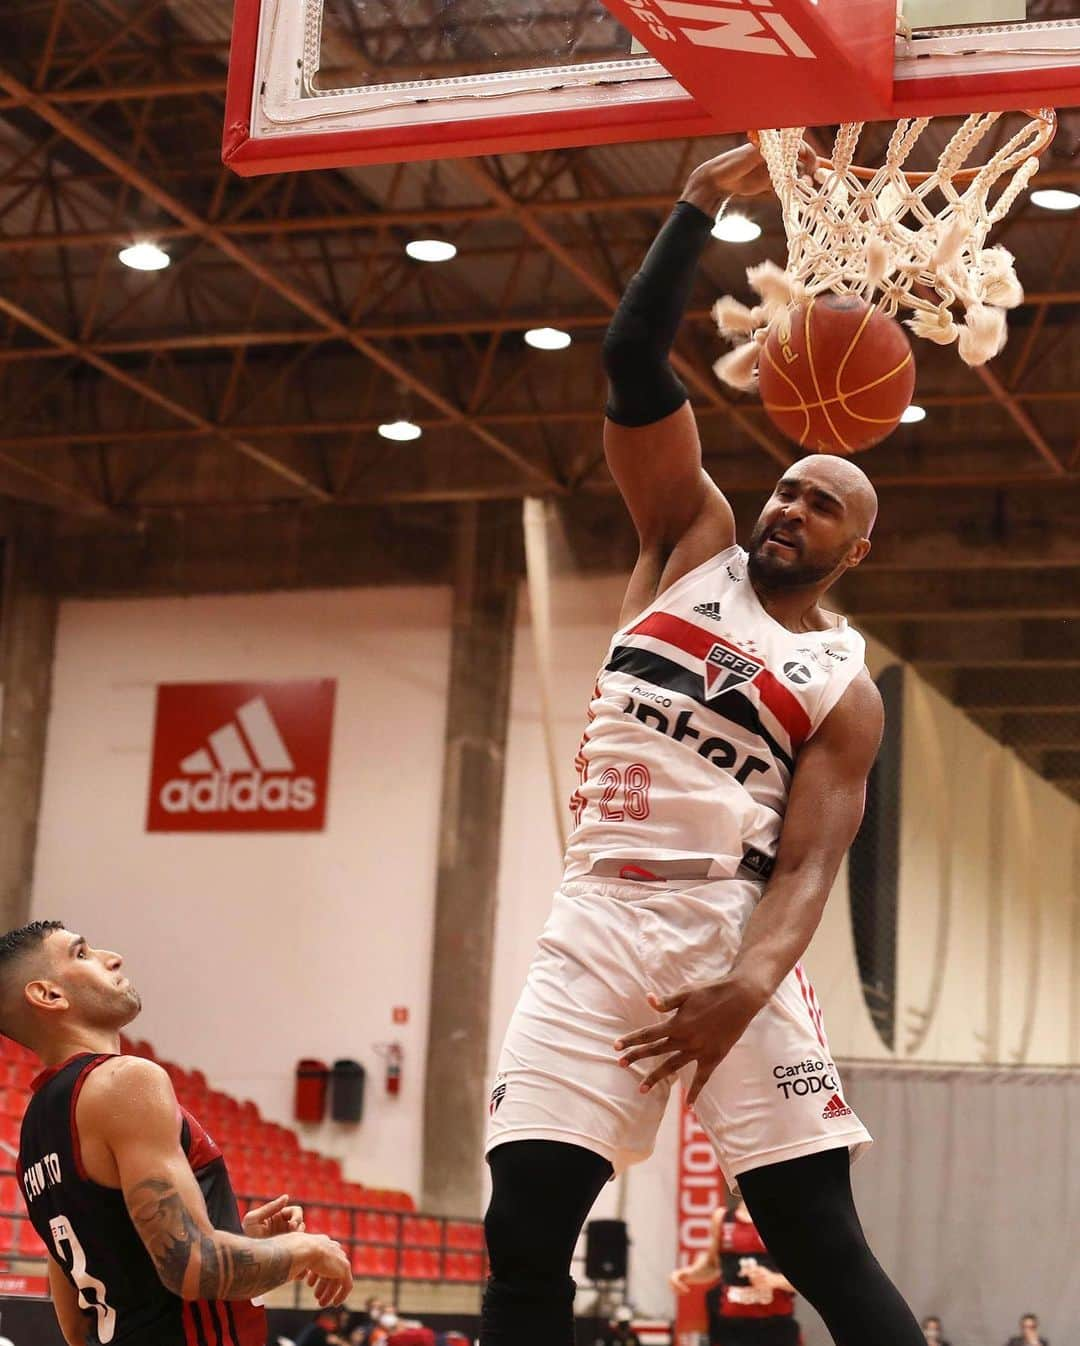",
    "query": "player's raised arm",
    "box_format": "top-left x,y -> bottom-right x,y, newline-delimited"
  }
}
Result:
601,143 -> 772,614
78,1057 -> 352,1305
